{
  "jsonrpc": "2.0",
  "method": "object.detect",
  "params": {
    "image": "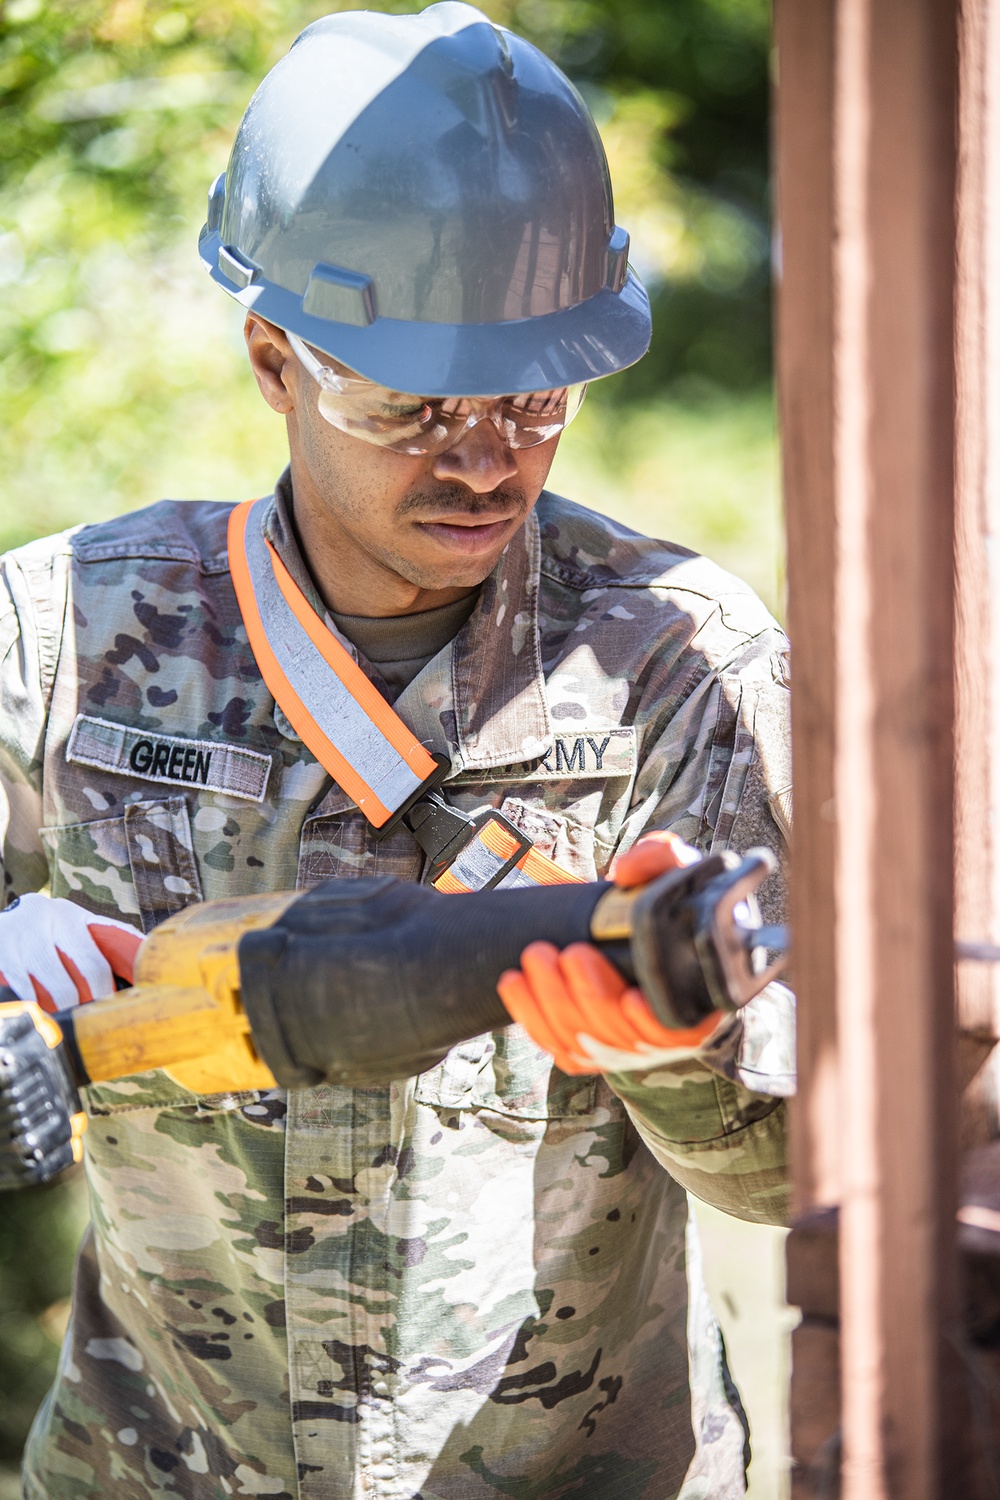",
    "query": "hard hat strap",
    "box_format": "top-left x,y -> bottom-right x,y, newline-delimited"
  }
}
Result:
228,498 -> 581,893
